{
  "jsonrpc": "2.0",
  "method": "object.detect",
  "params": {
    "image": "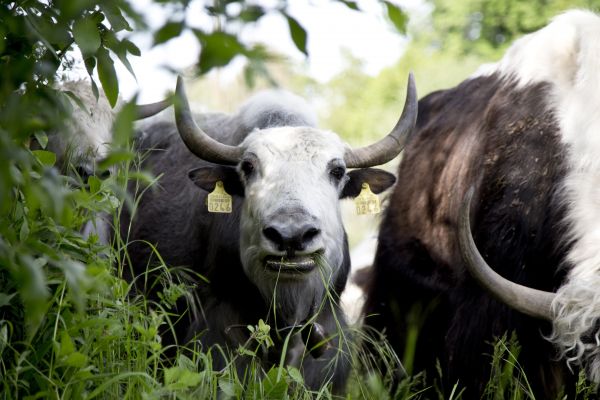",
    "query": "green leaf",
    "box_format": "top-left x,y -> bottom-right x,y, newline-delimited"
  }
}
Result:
65,351 -> 88,368
62,91 -> 90,115
263,367 -> 288,398
338,0 -> 359,11
0,293 -> 16,308
287,366 -> 304,384
218,379 -> 237,398
384,1 -> 408,34
33,132 -> 48,149
98,150 -> 134,170
19,219 -> 29,241
239,5 -> 265,22
97,48 -> 119,107
154,21 -> 184,46
237,346 -> 256,357
88,175 -> 101,193
73,16 -> 101,57
59,331 -> 75,357
195,31 -> 246,74
112,98 -> 136,148
100,4 -> 131,32
164,367 -> 202,389
32,150 -> 56,167
122,39 -> 141,56
285,15 -> 308,56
